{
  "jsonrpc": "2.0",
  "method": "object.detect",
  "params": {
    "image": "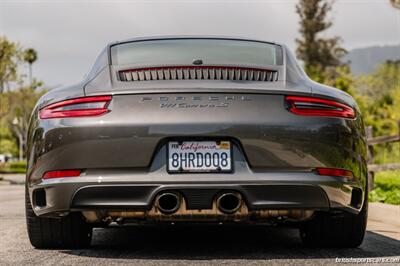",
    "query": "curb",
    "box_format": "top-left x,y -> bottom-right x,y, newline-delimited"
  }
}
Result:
7,179 -> 25,185
369,202 -> 400,228
0,174 -> 26,185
